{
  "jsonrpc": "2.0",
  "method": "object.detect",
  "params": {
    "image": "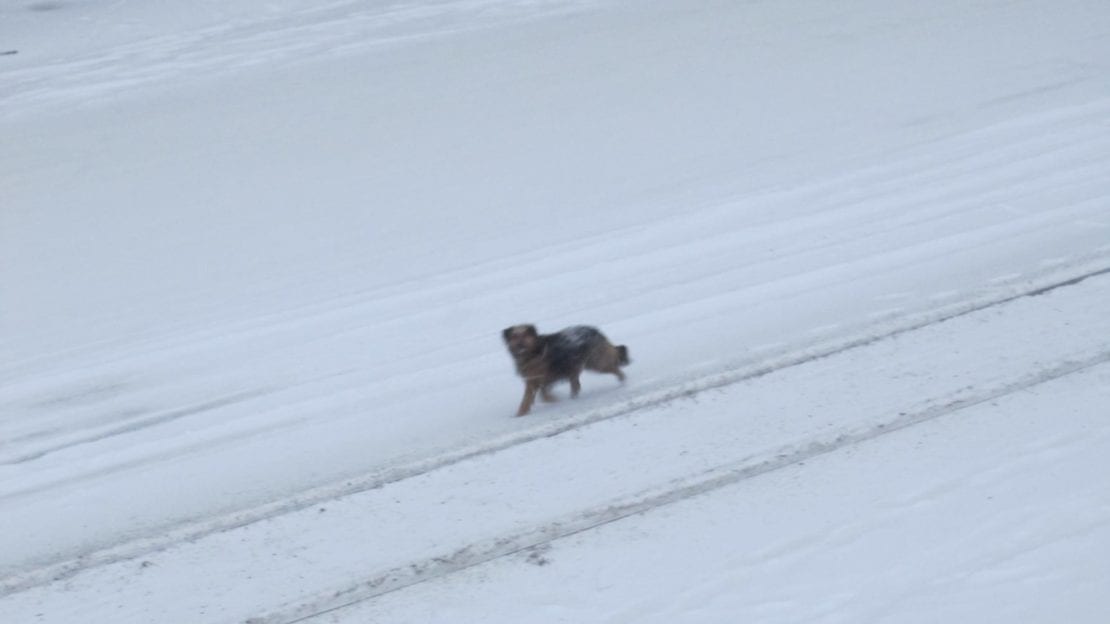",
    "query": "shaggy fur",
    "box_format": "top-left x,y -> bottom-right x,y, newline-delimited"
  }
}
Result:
502,324 -> 630,416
